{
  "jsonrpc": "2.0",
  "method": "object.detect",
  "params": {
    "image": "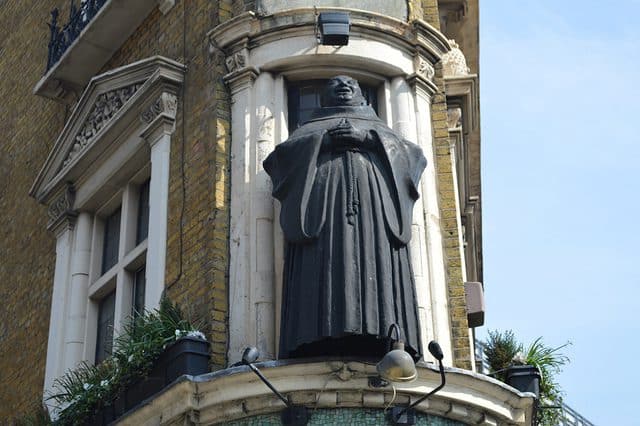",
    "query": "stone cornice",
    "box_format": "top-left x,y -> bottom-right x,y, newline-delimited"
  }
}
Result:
30,56 -> 186,207
119,360 -> 534,425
